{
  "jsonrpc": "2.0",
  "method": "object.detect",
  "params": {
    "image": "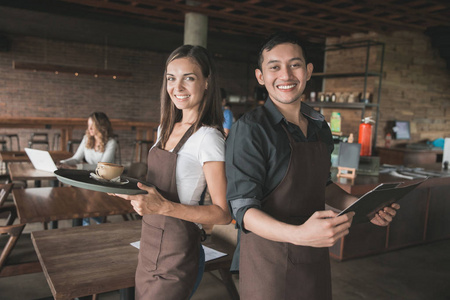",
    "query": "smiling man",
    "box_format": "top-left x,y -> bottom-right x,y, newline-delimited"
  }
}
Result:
225,32 -> 400,300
